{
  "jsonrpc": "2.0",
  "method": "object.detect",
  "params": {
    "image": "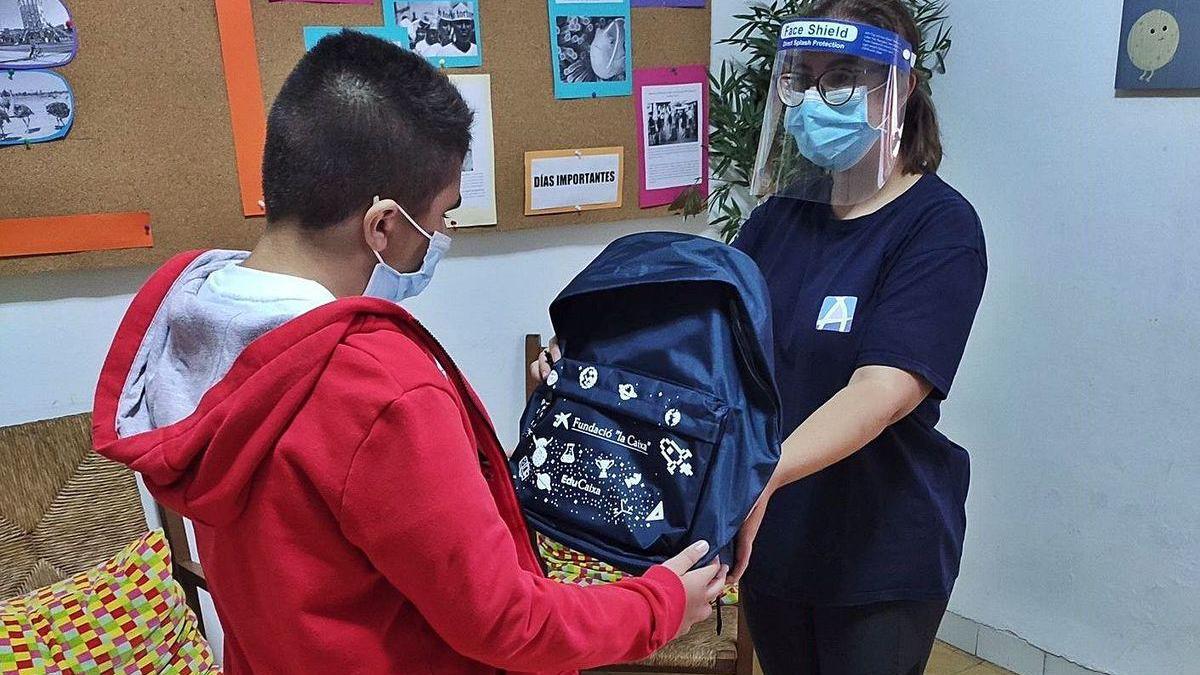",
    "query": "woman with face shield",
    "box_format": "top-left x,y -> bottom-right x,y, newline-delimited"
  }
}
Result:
730,1 -> 988,672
